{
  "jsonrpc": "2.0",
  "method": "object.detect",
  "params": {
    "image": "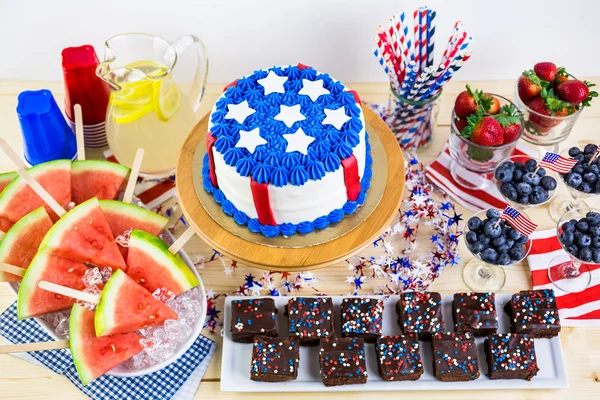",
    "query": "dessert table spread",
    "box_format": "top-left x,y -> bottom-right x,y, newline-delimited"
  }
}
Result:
1,78 -> 599,399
